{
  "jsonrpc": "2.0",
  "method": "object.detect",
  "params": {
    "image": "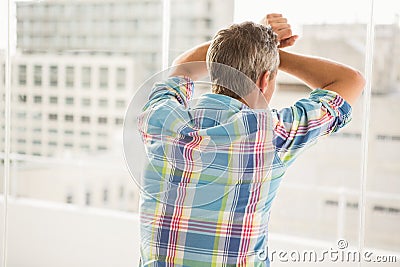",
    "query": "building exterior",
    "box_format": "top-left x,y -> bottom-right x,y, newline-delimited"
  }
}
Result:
7,53 -> 134,157
16,0 -> 234,85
